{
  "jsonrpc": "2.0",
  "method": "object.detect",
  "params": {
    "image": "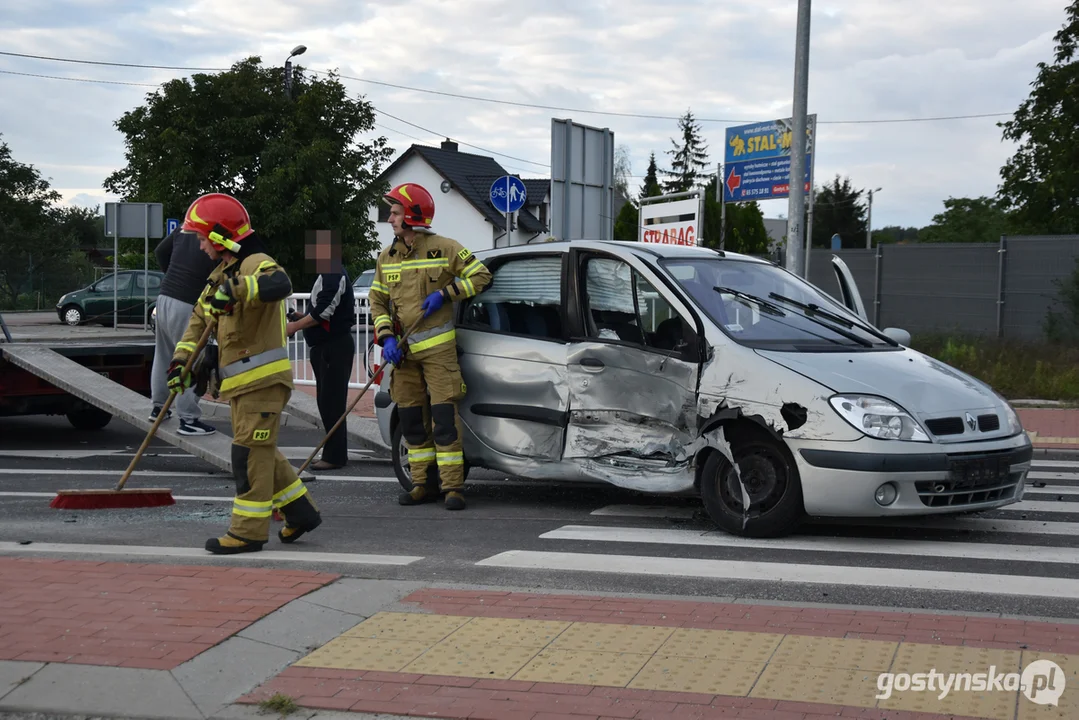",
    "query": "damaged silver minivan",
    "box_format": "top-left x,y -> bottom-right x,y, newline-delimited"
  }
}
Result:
374,240 -> 1032,538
